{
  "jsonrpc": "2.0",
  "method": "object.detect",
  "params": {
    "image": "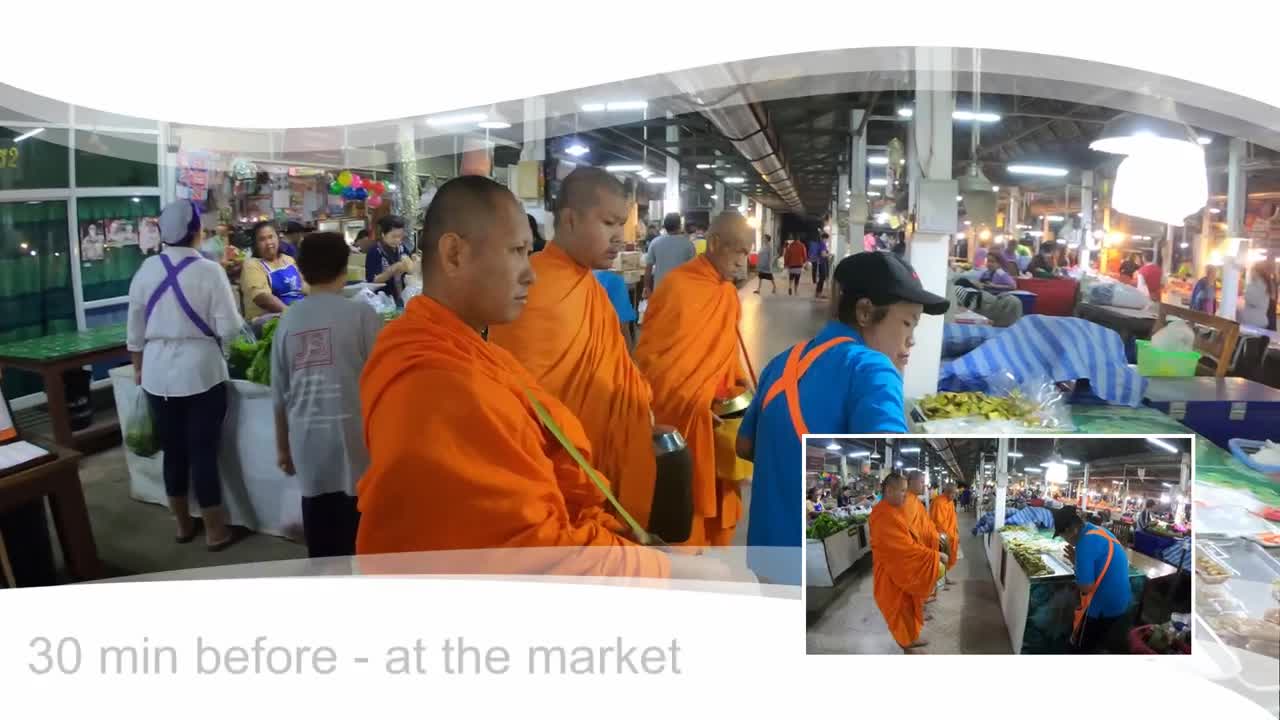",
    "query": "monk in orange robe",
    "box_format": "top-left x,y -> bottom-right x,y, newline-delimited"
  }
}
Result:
356,175 -> 729,581
634,211 -> 754,546
869,473 -> 946,653
489,167 -> 657,529
930,483 -> 961,584
904,469 -> 944,596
